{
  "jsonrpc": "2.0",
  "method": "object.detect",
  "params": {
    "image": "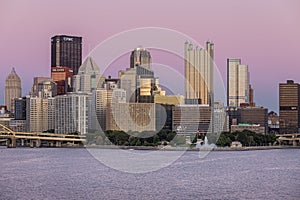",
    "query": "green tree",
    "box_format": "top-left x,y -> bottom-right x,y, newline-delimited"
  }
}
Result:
153,134 -> 160,145
237,131 -> 248,146
166,132 -> 177,142
216,133 -> 231,147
